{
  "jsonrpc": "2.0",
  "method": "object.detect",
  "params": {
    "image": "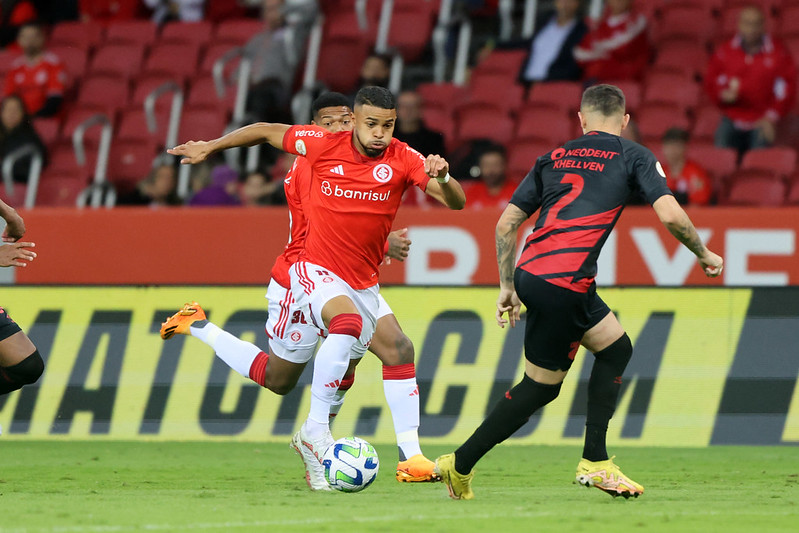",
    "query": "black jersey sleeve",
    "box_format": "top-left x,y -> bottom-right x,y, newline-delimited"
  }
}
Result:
509,158 -> 544,216
625,142 -> 674,205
